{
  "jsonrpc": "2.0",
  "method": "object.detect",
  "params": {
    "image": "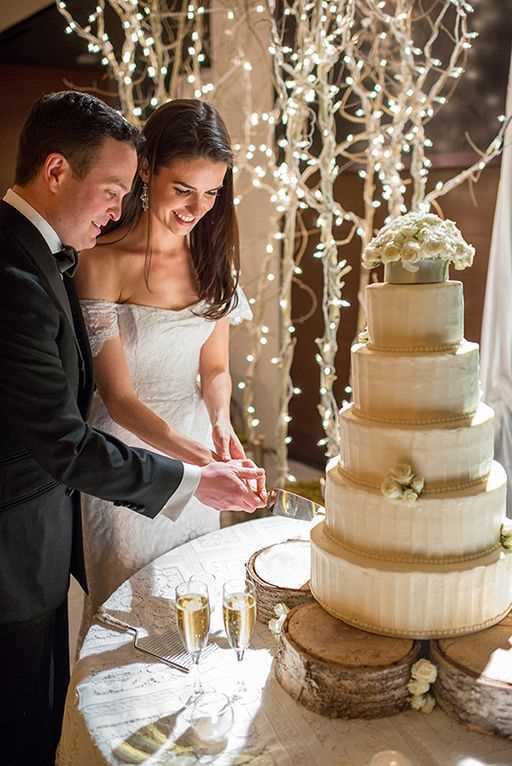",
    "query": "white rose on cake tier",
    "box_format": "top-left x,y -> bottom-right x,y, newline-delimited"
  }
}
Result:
500,522 -> 512,551
362,212 -> 475,272
410,475 -> 425,495
381,464 -> 424,505
390,464 -> 414,485
381,476 -> 403,500
402,488 -> 420,506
